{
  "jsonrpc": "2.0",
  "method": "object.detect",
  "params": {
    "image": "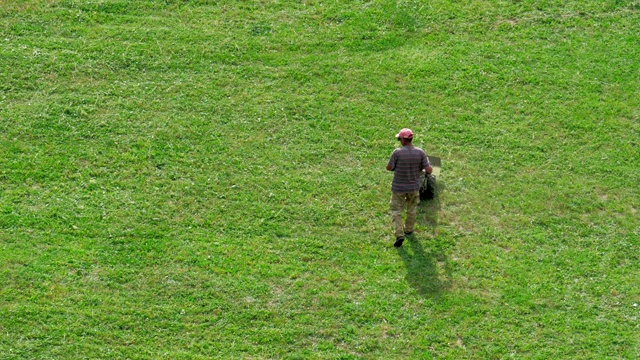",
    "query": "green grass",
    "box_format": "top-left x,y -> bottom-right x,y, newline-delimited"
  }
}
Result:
1,0 -> 639,358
